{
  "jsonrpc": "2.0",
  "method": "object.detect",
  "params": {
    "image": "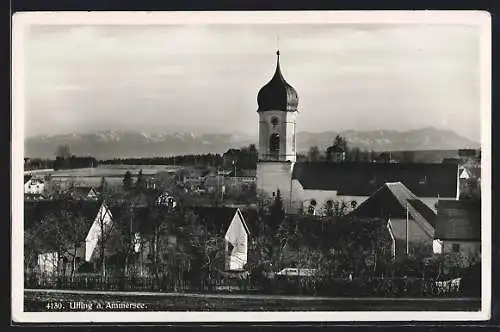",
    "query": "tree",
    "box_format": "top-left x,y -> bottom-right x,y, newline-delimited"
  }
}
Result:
308,146 -> 321,162
135,169 -> 146,194
401,151 -> 416,163
27,201 -> 91,281
55,145 -> 71,159
347,147 -> 362,162
268,190 -> 285,233
99,177 -> 107,194
326,135 -> 348,162
122,171 -> 133,191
